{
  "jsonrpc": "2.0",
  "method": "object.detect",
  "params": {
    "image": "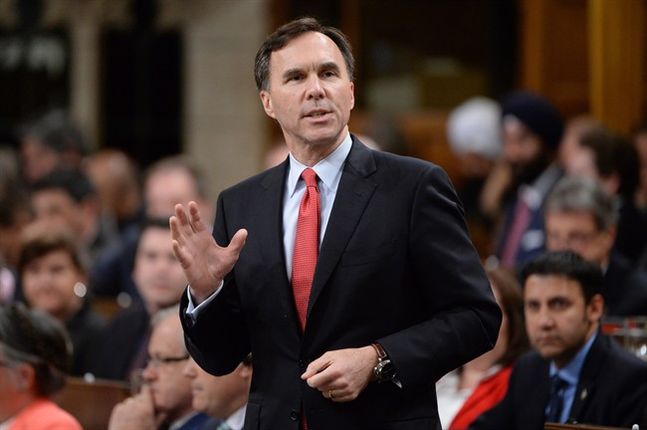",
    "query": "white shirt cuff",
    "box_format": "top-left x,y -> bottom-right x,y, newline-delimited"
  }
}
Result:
185,280 -> 225,321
